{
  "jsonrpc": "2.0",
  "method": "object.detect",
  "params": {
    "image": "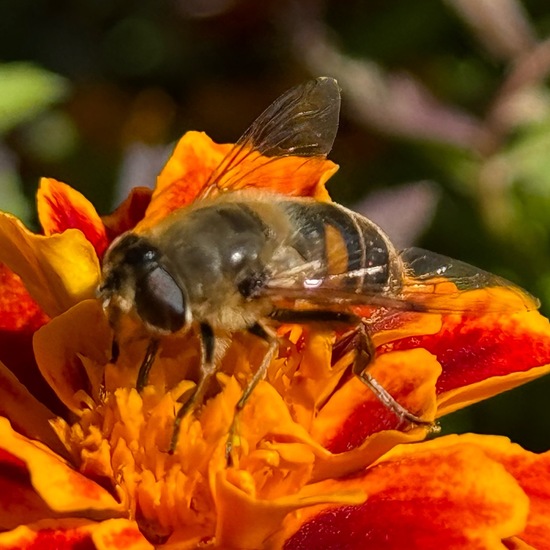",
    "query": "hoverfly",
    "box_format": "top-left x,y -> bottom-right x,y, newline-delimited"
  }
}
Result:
99,77 -> 539,455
